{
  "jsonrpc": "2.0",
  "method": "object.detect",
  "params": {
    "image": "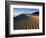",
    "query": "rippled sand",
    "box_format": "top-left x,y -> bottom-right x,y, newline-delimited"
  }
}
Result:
14,15 -> 39,30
